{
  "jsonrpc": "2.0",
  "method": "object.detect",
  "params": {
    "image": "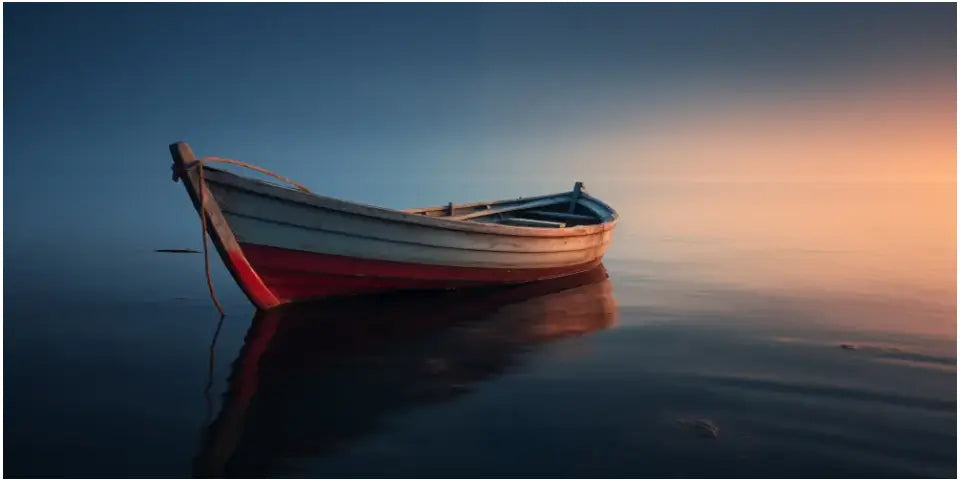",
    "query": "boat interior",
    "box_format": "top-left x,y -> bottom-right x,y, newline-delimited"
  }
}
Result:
403,182 -> 610,228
